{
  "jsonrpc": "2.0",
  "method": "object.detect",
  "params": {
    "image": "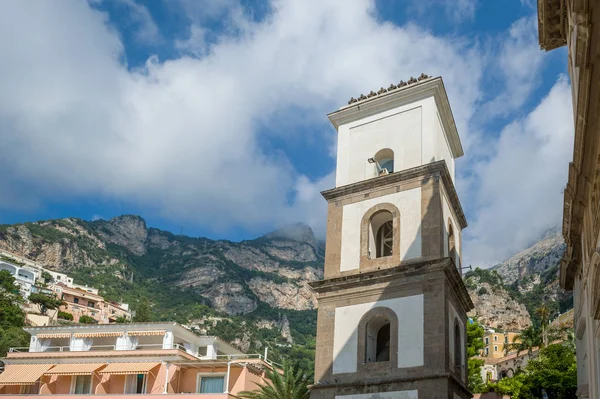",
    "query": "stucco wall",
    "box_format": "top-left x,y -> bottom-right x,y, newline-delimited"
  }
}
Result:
336,104 -> 423,187
332,294 -> 424,374
334,95 -> 457,188
335,391 -> 418,399
340,188 -> 421,272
